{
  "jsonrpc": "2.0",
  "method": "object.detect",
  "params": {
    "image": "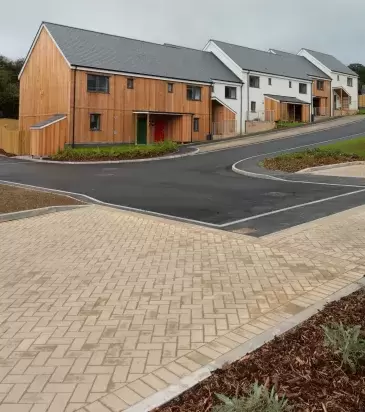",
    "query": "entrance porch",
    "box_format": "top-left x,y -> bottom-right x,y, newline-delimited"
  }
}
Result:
333,87 -> 356,116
